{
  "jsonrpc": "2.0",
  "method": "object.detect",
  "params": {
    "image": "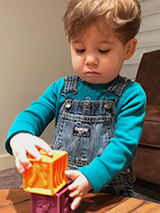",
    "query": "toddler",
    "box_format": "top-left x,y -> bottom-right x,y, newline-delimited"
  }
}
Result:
5,0 -> 146,210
